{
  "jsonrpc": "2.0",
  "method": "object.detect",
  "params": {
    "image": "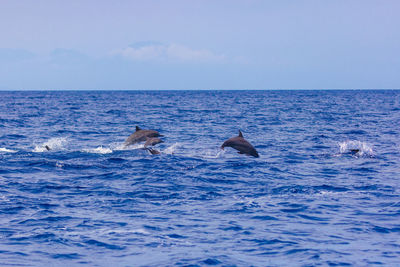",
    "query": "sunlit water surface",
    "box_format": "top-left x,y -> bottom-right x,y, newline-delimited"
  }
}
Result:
0,90 -> 399,266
